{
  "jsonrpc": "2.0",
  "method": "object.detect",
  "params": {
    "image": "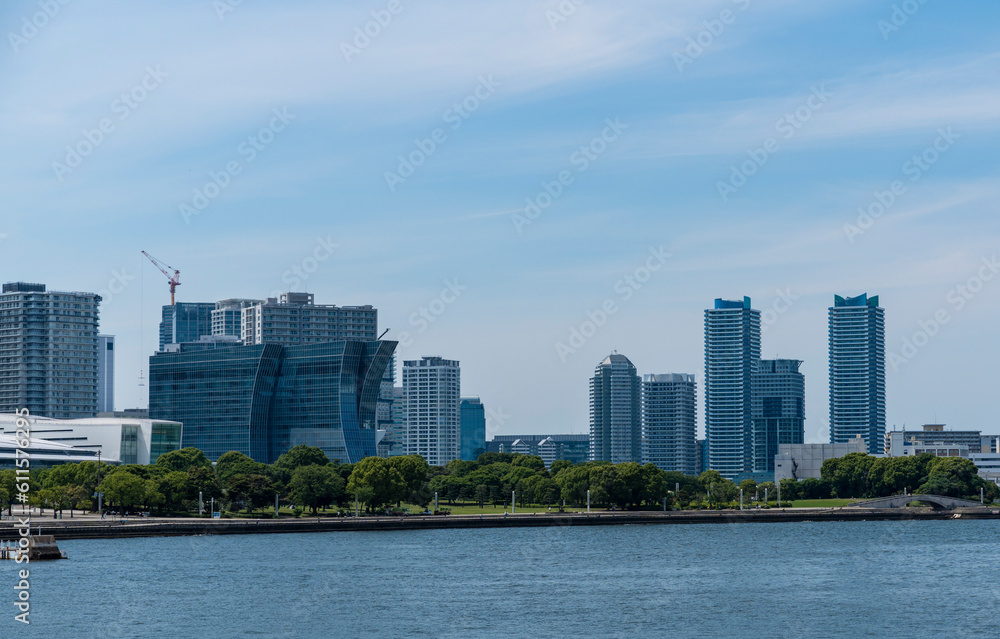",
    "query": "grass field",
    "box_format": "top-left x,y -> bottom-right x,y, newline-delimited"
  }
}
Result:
789,499 -> 854,508
401,503 -> 589,515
